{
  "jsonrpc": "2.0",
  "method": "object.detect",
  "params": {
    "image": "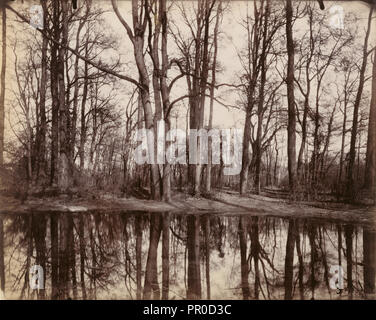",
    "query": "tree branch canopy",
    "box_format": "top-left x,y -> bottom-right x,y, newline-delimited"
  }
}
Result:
5,3 -> 141,89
